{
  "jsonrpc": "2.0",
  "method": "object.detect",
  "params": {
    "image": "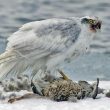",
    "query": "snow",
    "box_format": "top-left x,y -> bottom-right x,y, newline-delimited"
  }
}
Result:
0,81 -> 110,110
